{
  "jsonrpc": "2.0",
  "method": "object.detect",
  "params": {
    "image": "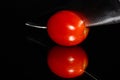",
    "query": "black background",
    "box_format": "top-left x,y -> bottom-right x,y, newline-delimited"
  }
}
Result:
16,0 -> 120,79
